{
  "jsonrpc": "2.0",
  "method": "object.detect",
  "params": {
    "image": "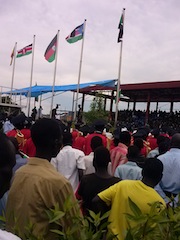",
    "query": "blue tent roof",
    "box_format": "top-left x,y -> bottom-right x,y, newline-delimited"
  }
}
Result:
5,79 -> 116,97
